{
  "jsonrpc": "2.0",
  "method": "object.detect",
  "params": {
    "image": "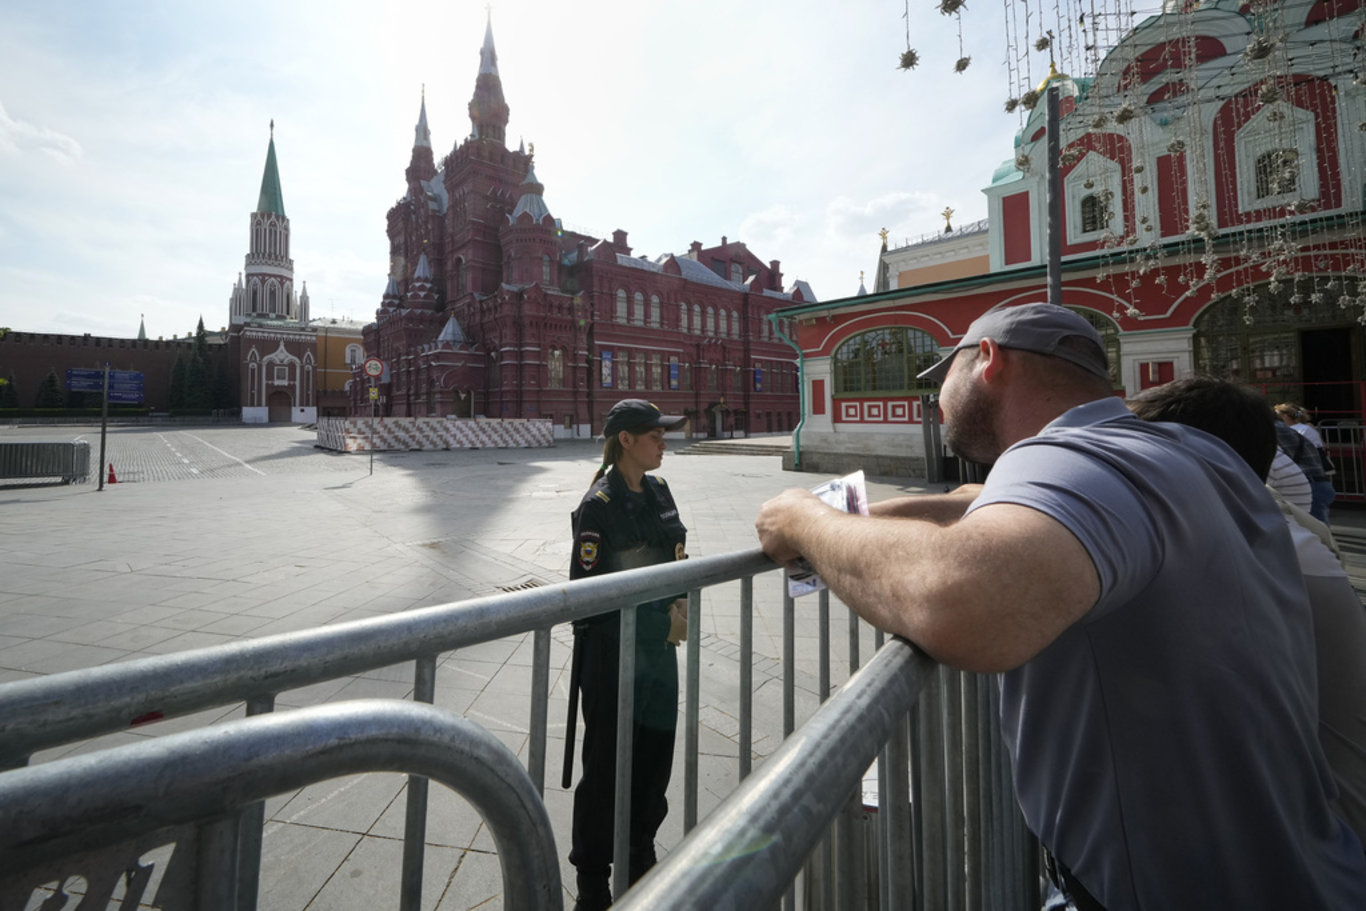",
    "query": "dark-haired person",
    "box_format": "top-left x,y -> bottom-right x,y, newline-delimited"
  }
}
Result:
566,399 -> 688,911
1277,402 -> 1337,523
1128,375 -> 1366,848
755,303 -> 1366,909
